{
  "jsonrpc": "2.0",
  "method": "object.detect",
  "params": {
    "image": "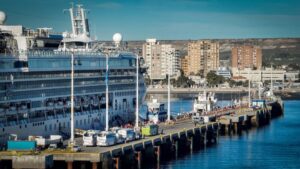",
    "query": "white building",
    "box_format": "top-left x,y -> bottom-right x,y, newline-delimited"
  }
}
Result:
232,67 -> 286,83
142,39 -> 180,80
161,44 -> 180,77
216,67 -> 231,79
